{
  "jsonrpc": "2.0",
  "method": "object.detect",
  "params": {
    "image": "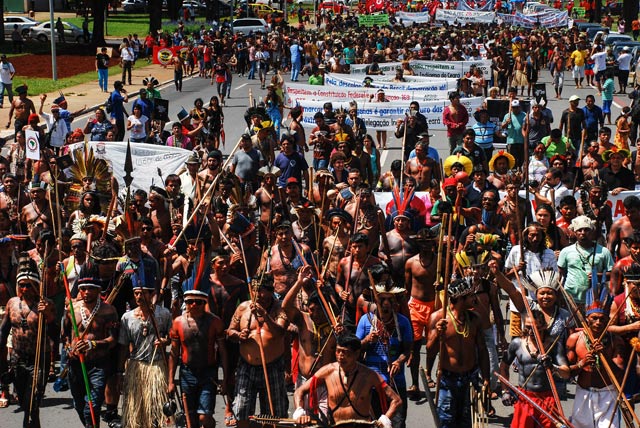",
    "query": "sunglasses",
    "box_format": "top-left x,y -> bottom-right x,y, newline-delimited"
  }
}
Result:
185,300 -> 205,305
